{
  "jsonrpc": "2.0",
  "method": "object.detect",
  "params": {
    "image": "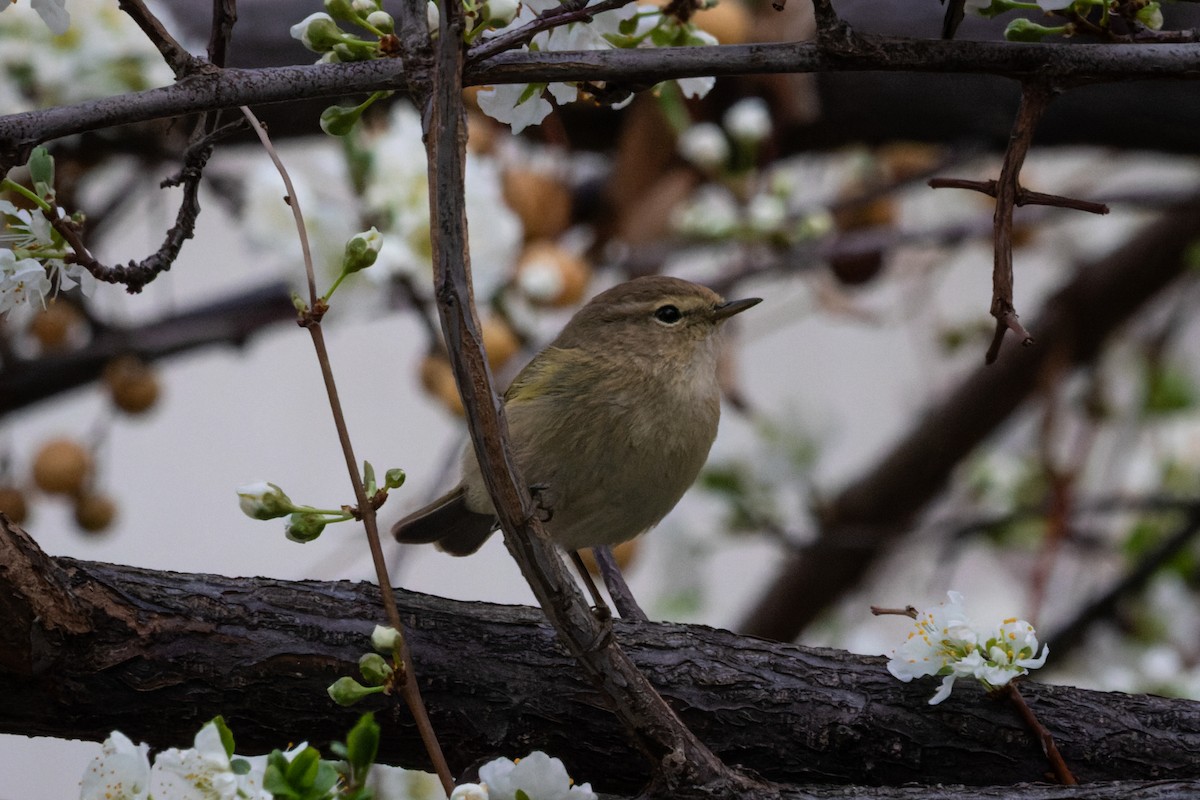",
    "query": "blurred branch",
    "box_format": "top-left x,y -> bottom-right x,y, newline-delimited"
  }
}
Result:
738,194 -> 1200,643
0,282 -> 296,417
5,518 -> 1200,796
1046,502 -> 1200,658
